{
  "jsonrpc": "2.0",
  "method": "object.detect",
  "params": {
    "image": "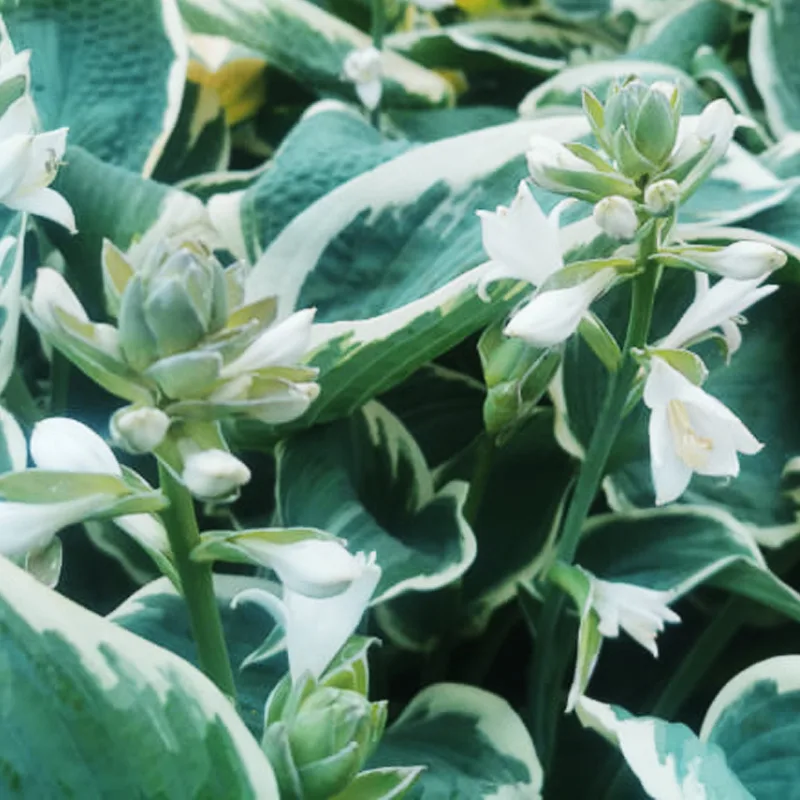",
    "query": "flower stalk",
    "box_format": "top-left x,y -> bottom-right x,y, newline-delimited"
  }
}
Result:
531,224 -> 660,768
157,459 -> 237,700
